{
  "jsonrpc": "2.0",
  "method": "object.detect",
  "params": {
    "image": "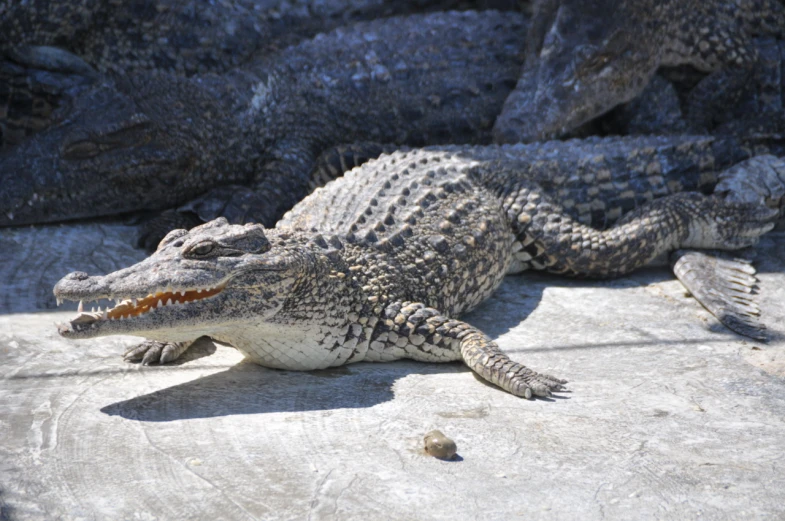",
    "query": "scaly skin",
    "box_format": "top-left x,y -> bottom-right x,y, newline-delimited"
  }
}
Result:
492,0 -> 785,143
0,56 -> 96,149
716,36 -> 785,134
600,38 -> 785,137
52,136 -> 783,399
0,10 -> 528,231
0,1 -> 507,148
0,0 -> 486,76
